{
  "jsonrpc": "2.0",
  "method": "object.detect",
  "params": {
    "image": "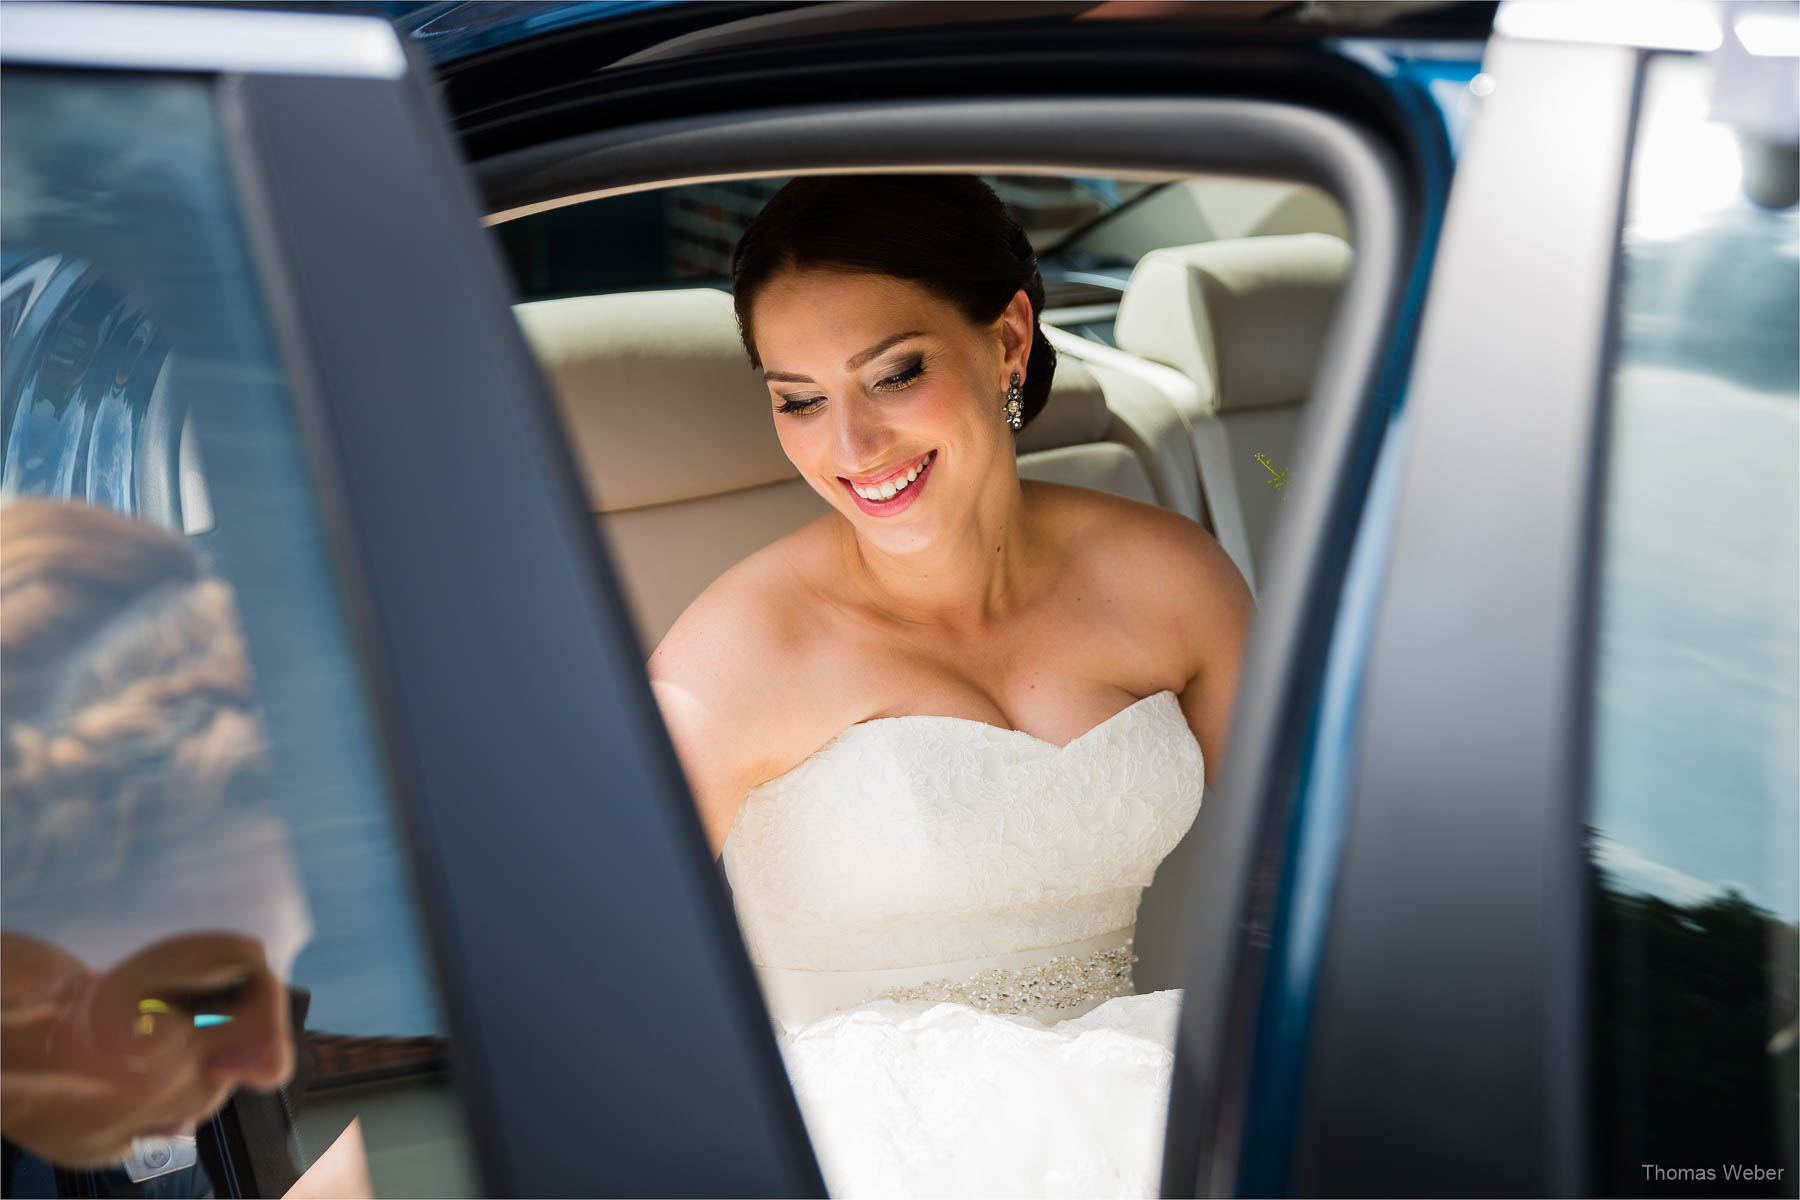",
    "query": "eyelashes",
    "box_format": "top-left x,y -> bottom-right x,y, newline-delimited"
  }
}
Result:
876,358 -> 926,392
776,356 -> 926,415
